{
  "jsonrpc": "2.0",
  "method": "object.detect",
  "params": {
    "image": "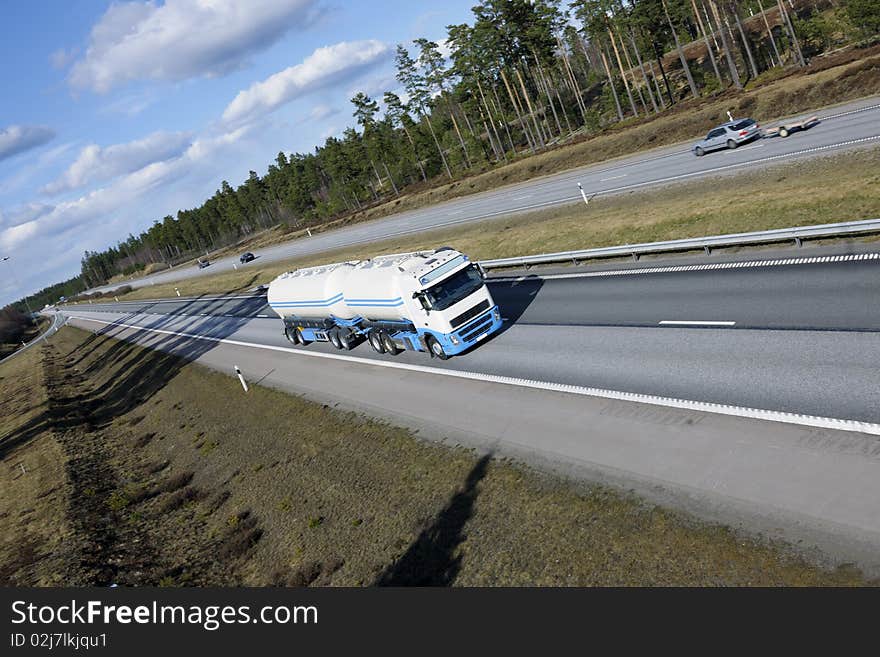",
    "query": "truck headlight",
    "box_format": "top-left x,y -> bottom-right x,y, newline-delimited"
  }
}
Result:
492,309 -> 501,322
450,335 -> 460,345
